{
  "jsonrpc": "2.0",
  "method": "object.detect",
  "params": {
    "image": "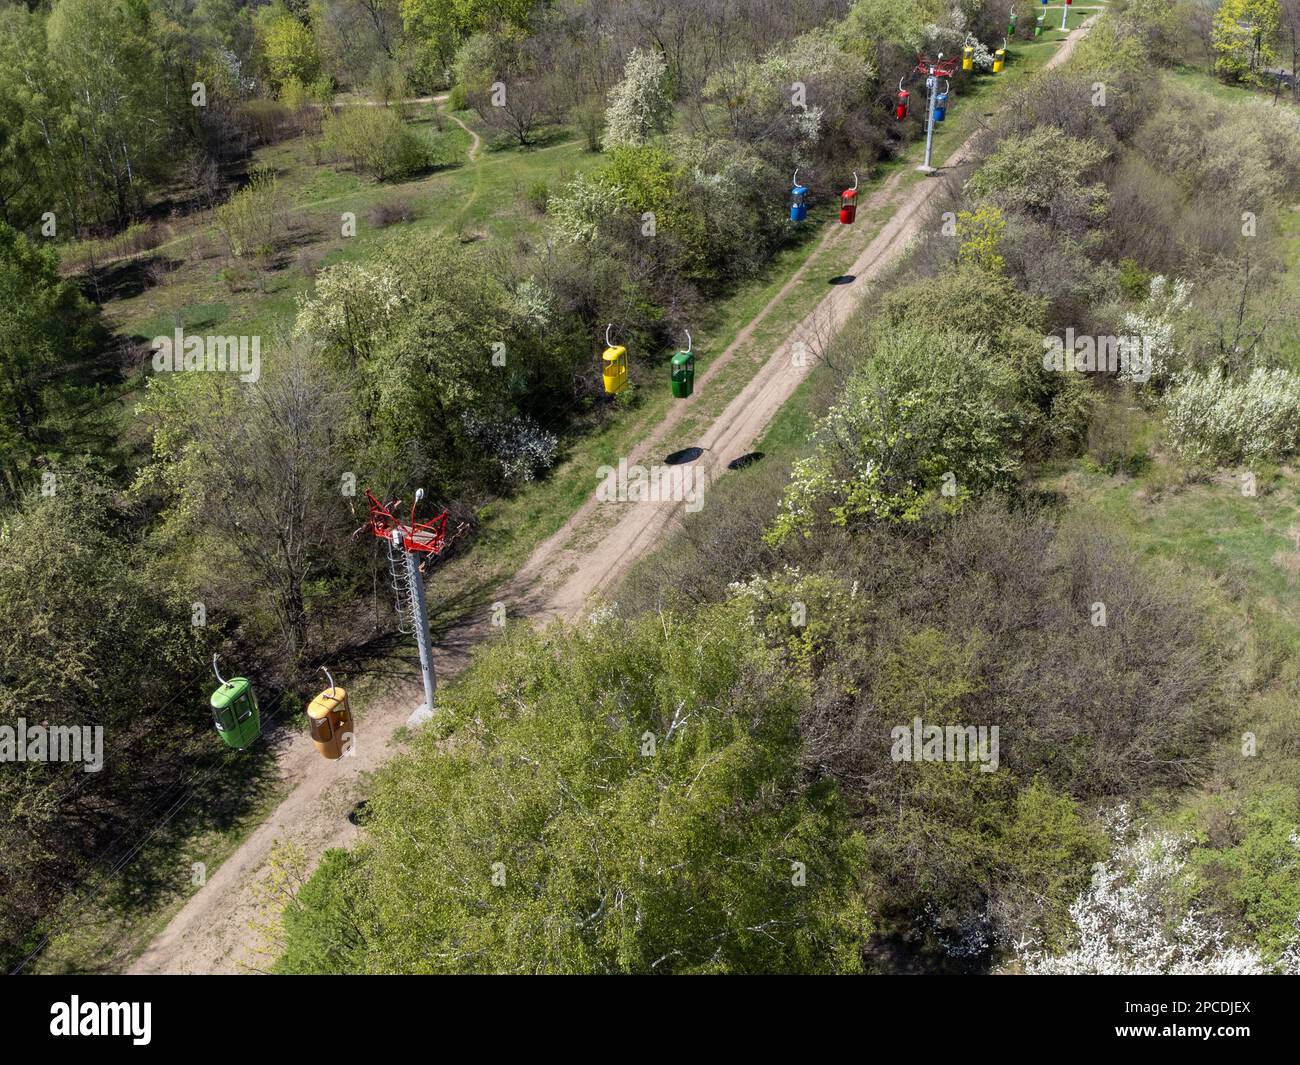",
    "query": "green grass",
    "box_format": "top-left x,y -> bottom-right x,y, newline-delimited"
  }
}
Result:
1168,62 -> 1300,111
